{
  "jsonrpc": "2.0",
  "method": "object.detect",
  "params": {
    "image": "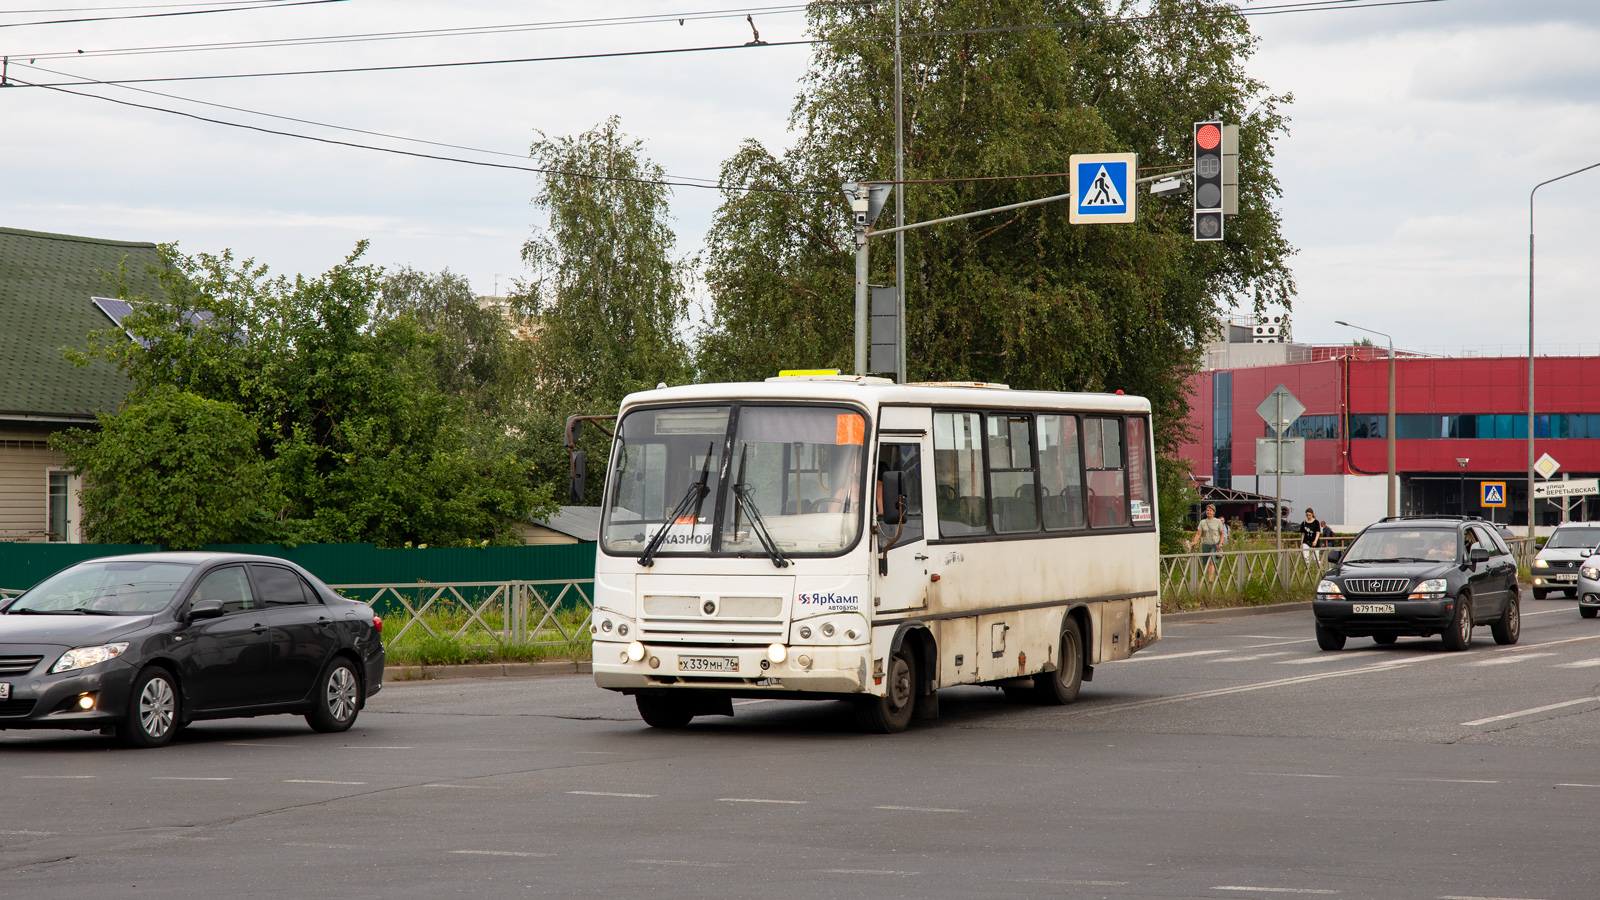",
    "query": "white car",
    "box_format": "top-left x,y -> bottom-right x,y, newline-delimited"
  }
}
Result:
1532,525 -> 1600,599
